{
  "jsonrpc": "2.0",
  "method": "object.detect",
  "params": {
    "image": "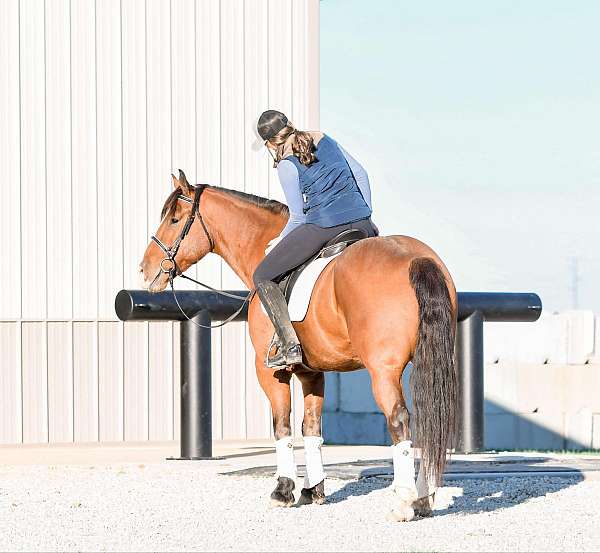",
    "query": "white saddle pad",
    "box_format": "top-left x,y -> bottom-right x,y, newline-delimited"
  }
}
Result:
287,251 -> 342,321
260,251 -> 343,322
